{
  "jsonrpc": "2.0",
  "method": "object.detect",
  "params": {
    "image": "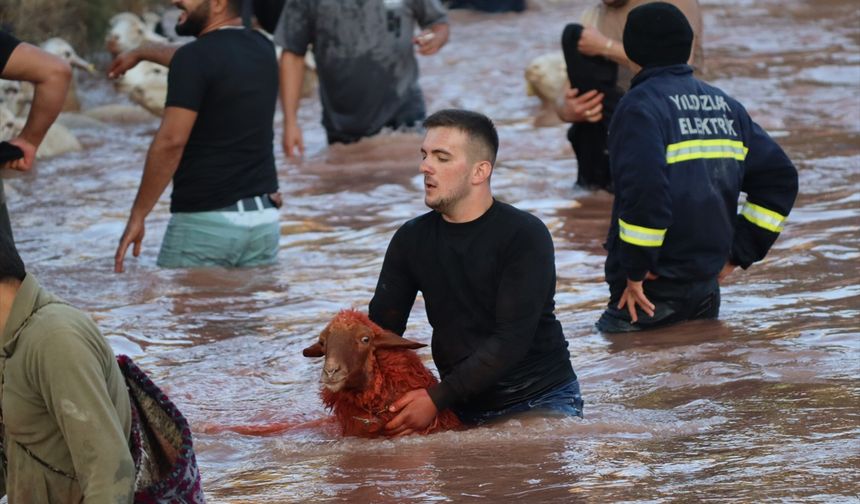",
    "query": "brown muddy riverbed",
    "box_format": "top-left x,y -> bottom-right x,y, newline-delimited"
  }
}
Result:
3,0 -> 859,501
